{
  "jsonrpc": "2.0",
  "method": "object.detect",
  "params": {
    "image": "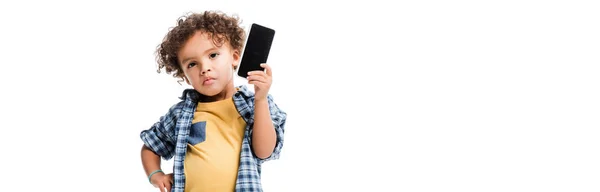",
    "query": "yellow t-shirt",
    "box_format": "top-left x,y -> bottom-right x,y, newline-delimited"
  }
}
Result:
184,97 -> 246,192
